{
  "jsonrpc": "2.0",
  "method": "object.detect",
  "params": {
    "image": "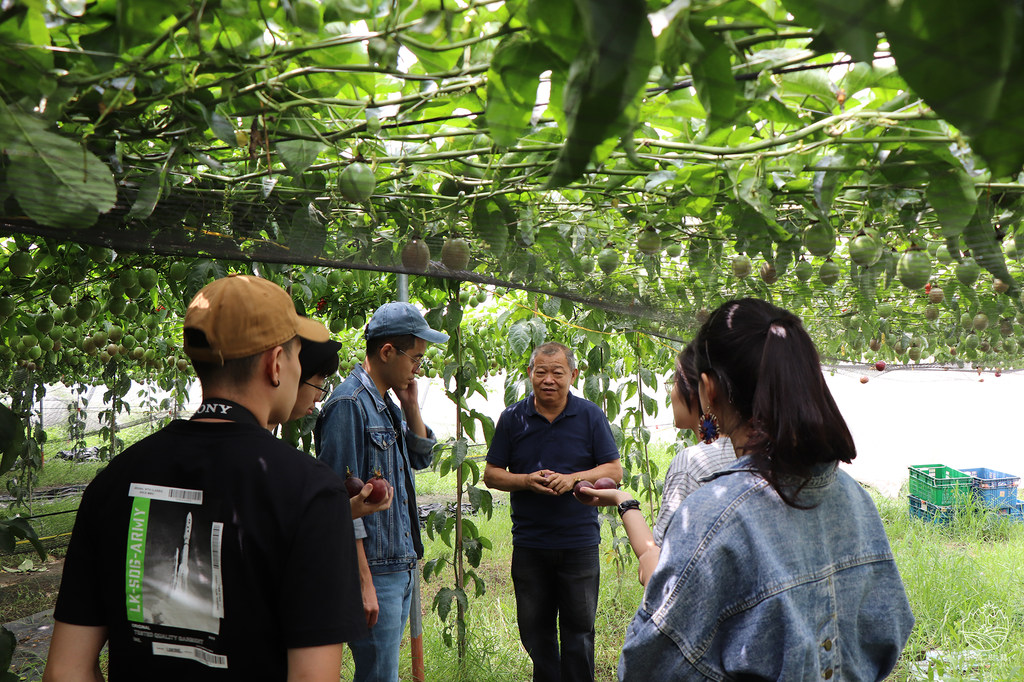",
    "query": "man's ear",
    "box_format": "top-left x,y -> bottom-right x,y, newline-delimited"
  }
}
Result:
266,345 -> 285,386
